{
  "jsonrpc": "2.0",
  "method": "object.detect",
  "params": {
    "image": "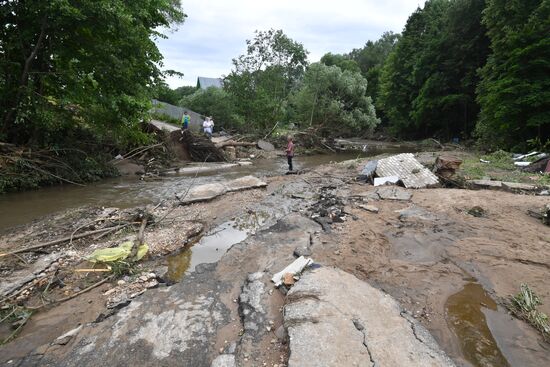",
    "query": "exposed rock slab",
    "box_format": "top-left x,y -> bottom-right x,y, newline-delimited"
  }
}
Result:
376,153 -> 439,188
224,176 -> 268,192
284,267 -> 455,367
177,176 -> 267,204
